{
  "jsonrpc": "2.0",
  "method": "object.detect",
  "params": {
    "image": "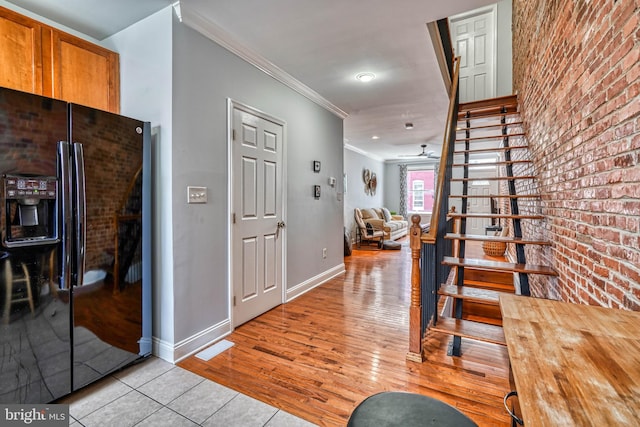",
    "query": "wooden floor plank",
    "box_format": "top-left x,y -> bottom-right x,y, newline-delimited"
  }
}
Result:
179,240 -> 512,426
